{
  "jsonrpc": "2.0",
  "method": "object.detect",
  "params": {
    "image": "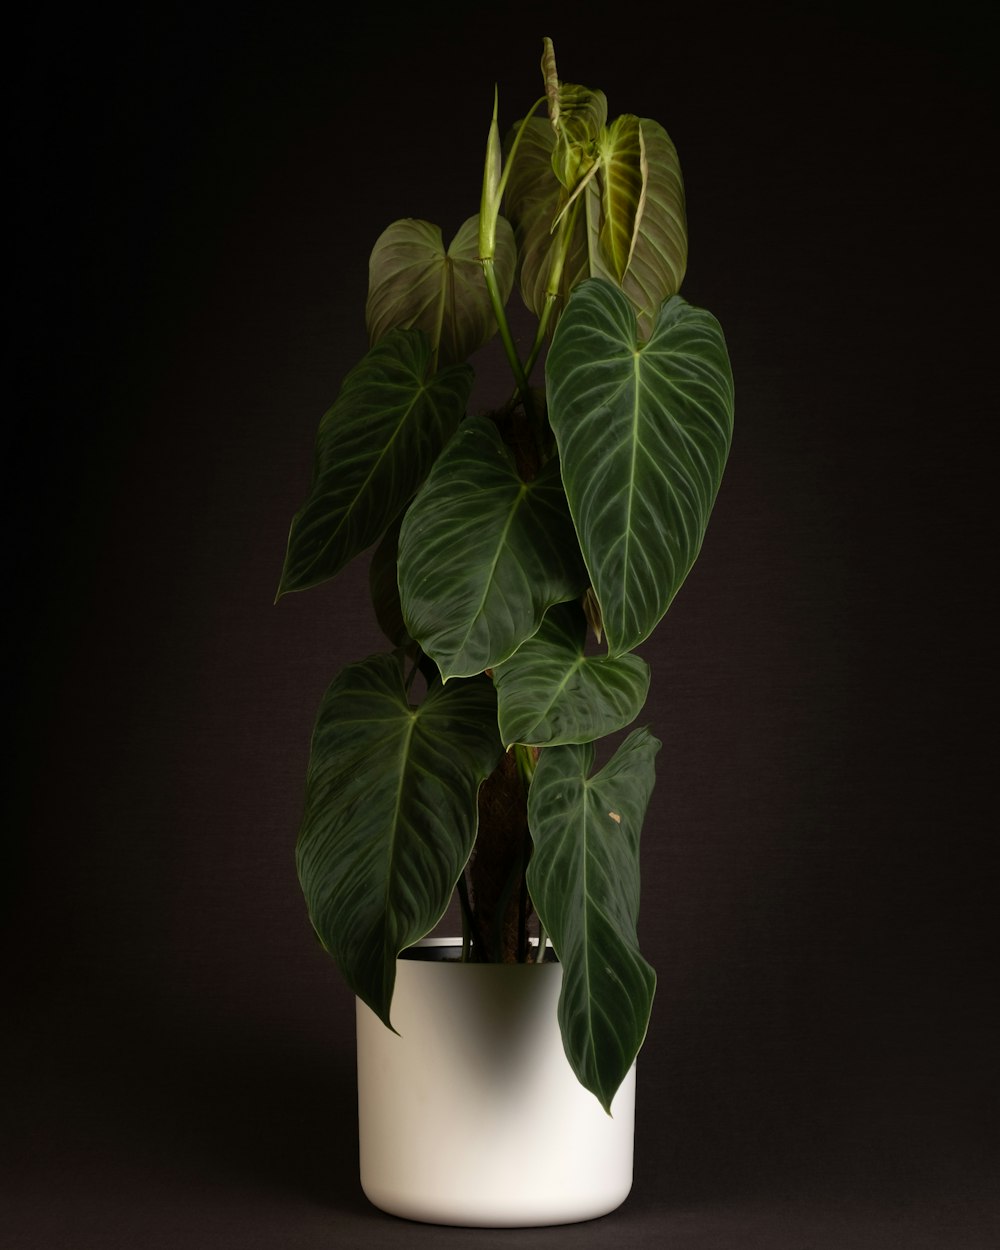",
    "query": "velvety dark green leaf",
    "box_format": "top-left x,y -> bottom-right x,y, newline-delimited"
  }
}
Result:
277,330 -> 471,597
398,416 -> 587,680
546,280 -> 734,656
493,602 -> 649,747
296,653 -> 502,1026
365,216 -> 515,368
526,730 -> 660,1112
